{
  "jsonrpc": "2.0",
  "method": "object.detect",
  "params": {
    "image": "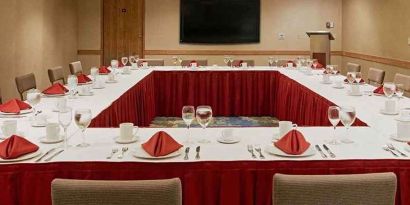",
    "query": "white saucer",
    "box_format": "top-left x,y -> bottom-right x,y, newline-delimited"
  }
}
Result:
265,145 -> 316,157
332,85 -> 344,89
217,136 -> 240,144
395,117 -> 410,122
114,136 -> 139,144
78,92 -> 94,96
43,93 -> 67,97
78,82 -> 92,85
93,85 -> 105,89
0,108 -> 33,115
390,133 -> 410,142
31,120 -> 47,127
0,149 -> 42,163
380,109 -> 399,115
40,135 -> 64,144
122,72 -> 132,75
320,81 -> 332,85
347,91 -> 362,96
106,80 -> 118,84
132,147 -> 182,159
